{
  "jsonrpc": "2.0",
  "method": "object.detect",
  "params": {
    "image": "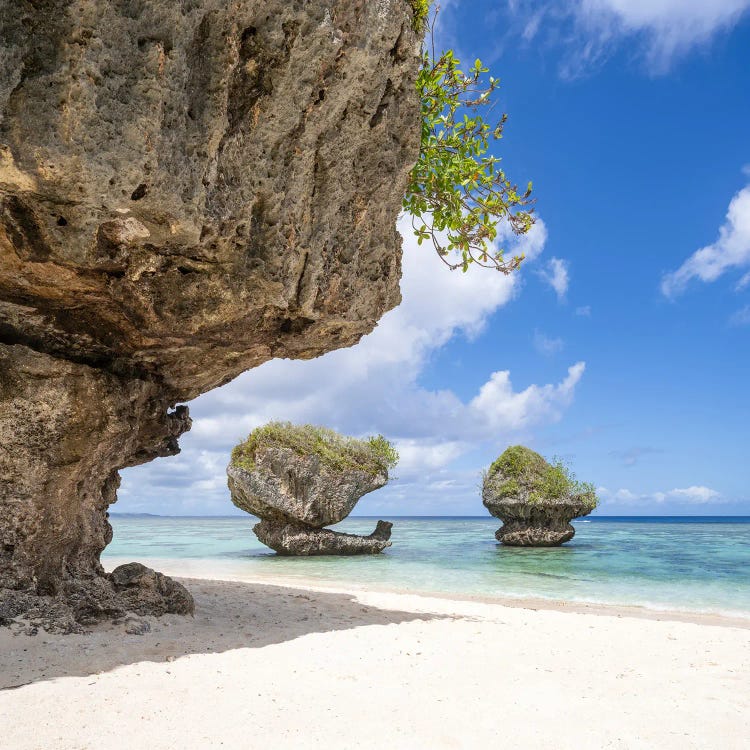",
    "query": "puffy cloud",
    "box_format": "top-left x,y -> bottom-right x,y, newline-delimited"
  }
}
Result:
662,185 -> 750,297
469,362 -> 585,432
539,257 -> 570,300
119,215 -> 586,515
599,485 -> 722,505
663,486 -> 721,502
